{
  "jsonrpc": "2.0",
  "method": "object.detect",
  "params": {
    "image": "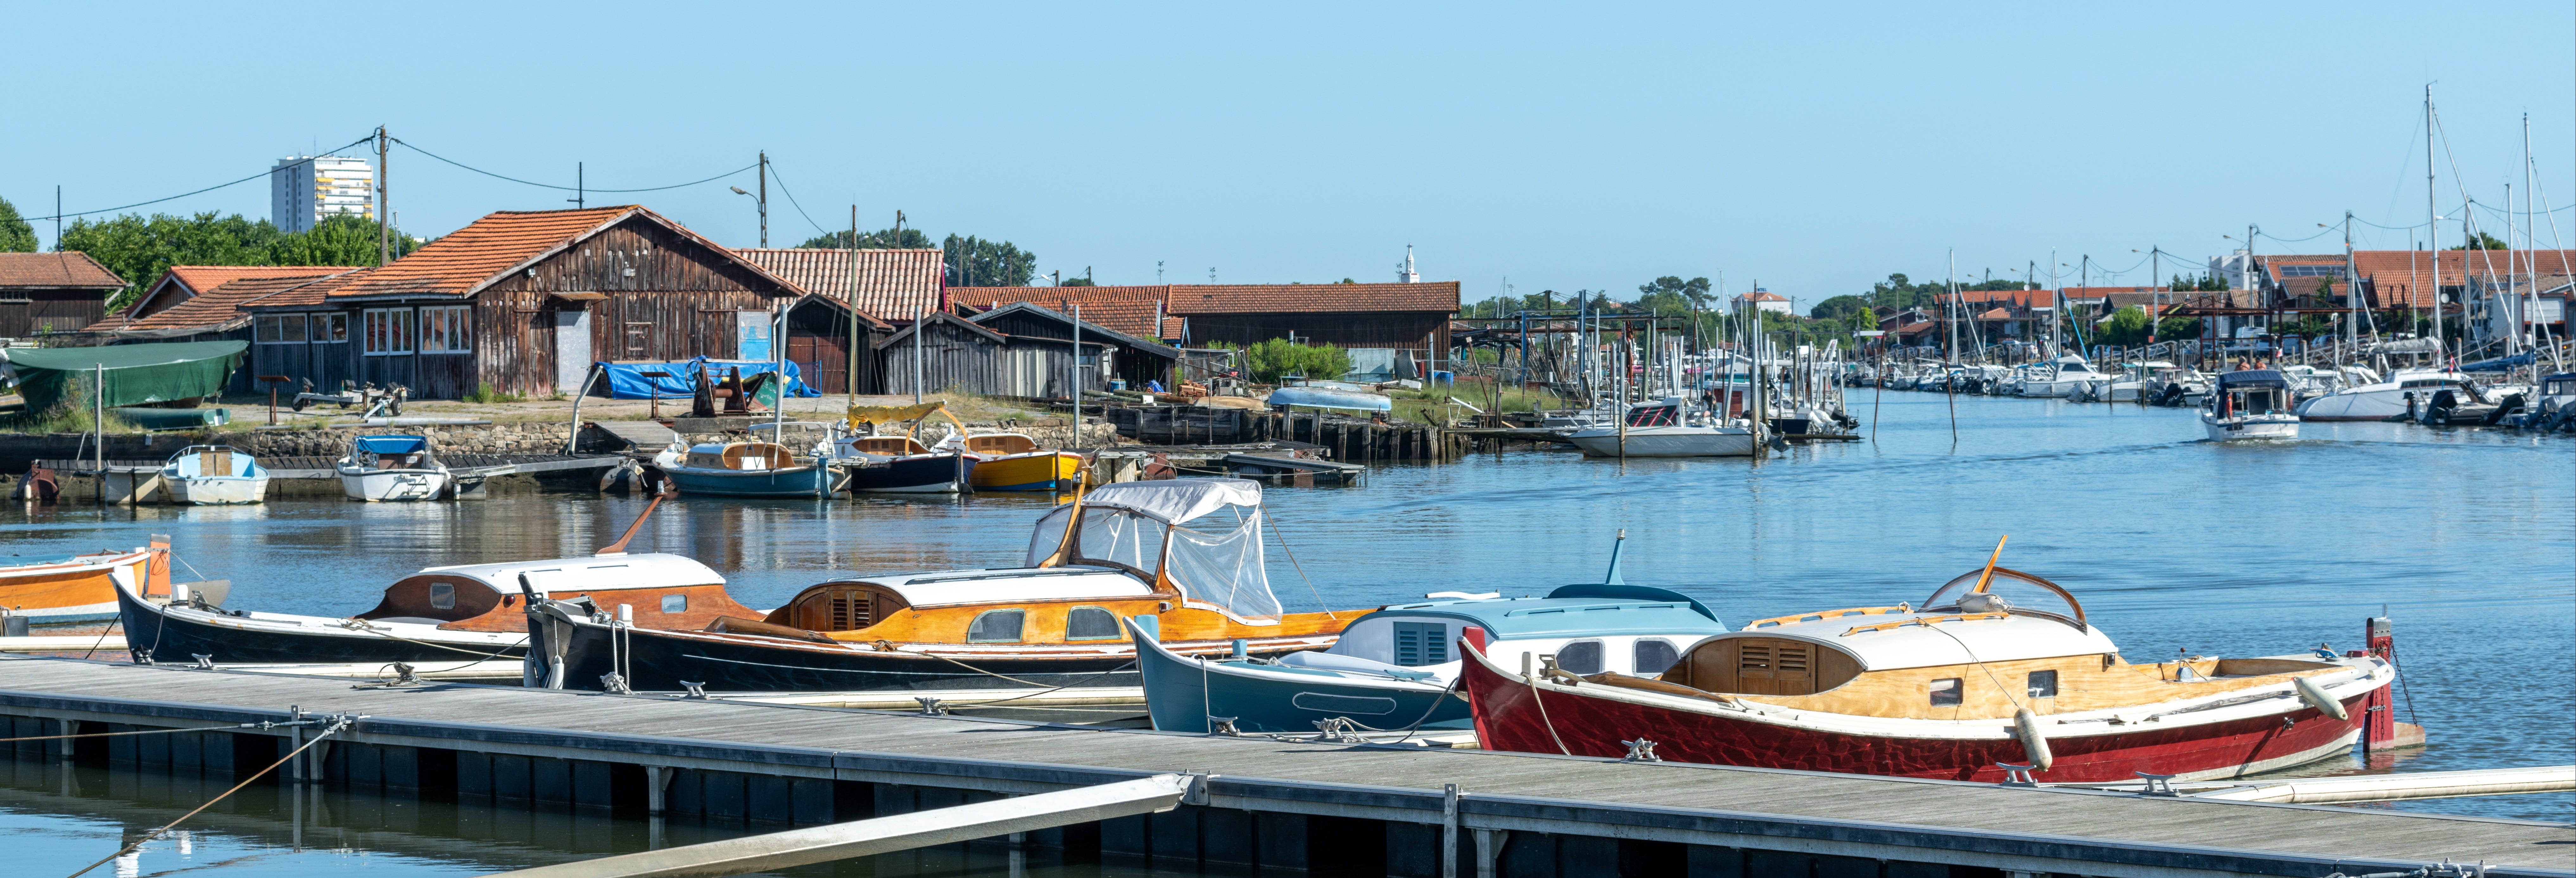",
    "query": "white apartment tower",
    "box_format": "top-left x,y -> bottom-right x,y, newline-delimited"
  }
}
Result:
270,155 -> 375,233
